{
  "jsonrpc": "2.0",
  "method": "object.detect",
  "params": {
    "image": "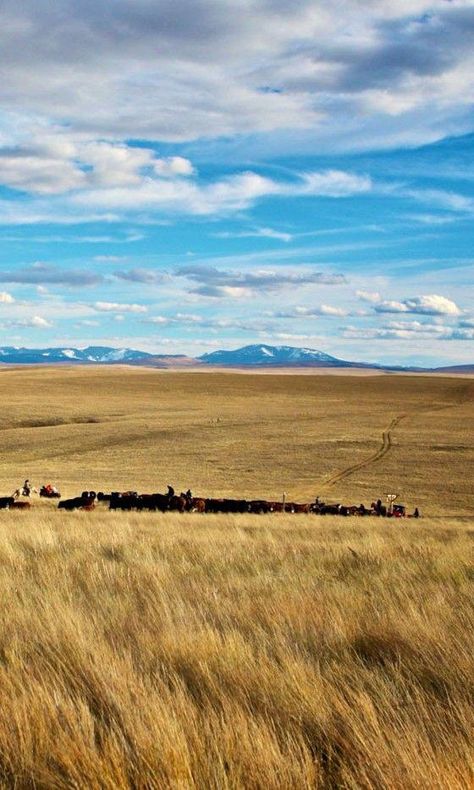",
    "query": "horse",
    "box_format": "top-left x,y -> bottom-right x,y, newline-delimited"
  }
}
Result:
13,486 -> 38,498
